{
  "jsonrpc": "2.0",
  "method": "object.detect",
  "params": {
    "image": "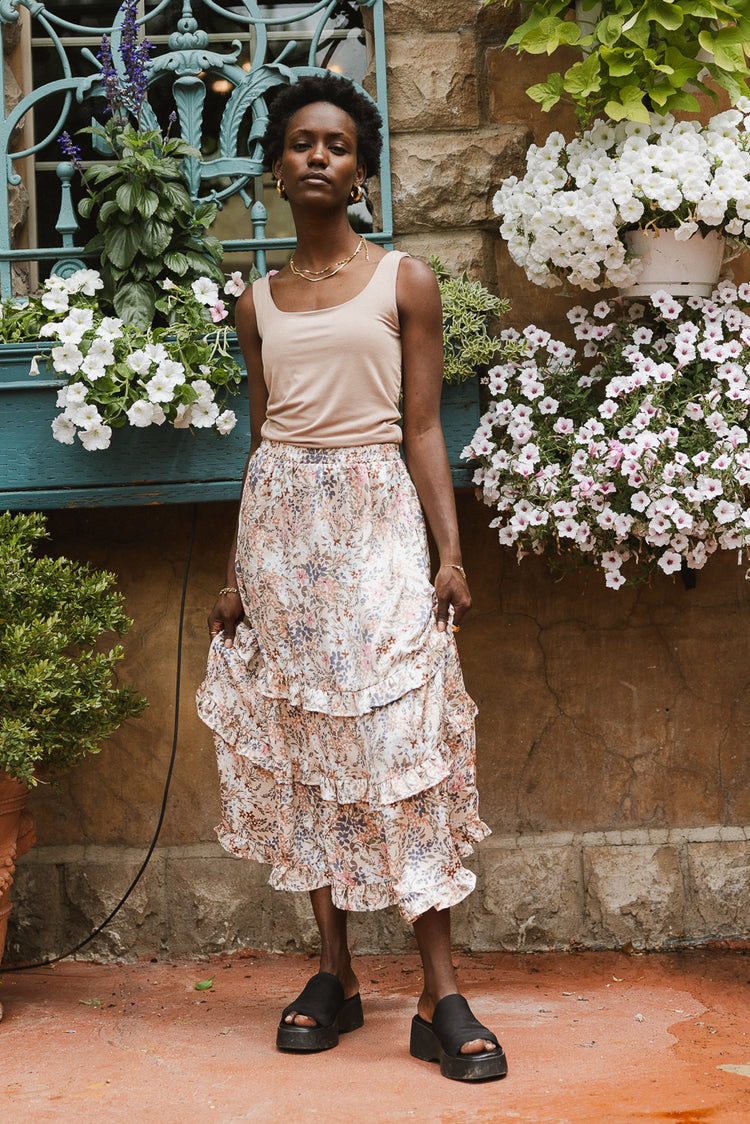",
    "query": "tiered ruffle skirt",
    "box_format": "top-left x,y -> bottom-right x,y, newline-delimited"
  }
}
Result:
196,441 -> 488,923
